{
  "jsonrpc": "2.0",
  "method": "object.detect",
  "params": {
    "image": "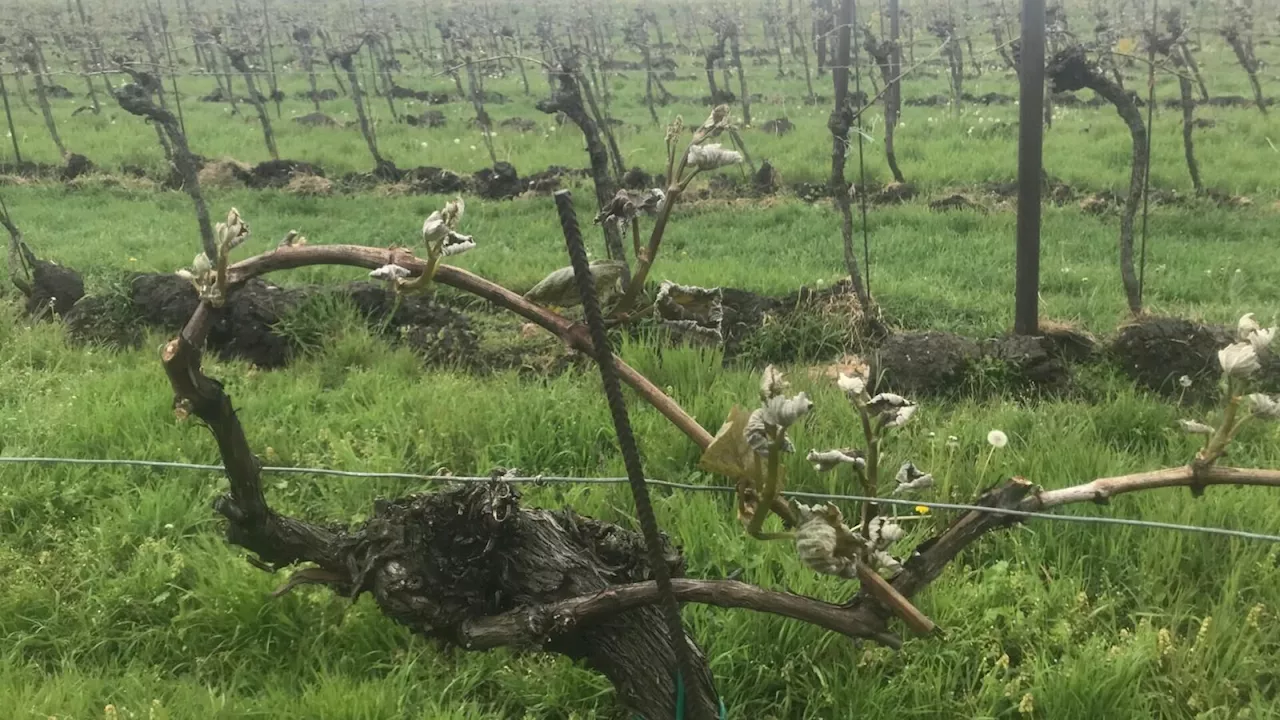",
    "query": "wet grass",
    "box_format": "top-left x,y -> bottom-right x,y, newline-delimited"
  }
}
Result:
2,12 -> 1280,720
